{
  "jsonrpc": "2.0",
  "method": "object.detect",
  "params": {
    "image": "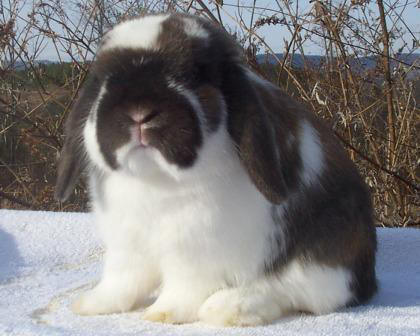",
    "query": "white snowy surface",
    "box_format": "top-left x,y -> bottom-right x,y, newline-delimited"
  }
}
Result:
0,209 -> 419,336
